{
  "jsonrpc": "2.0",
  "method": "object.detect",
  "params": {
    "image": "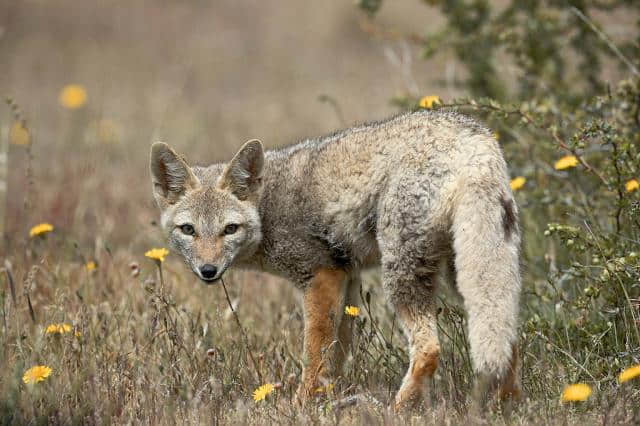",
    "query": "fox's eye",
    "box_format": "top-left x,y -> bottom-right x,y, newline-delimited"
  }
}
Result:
224,224 -> 238,235
180,224 -> 195,236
